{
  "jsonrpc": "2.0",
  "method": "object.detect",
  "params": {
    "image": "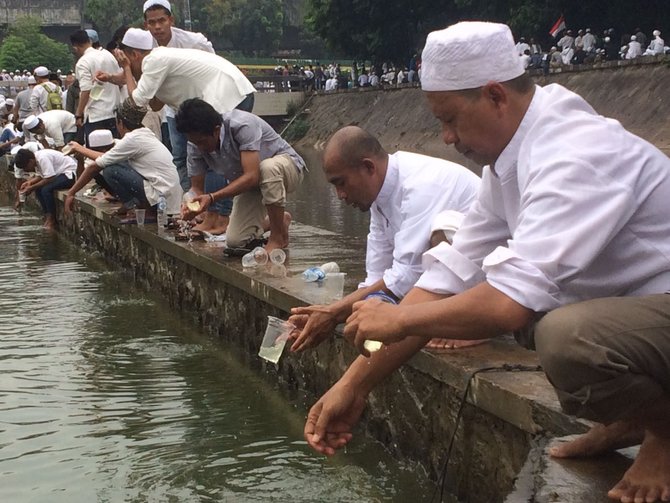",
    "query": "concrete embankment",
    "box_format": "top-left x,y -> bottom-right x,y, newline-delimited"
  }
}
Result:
6,60 -> 664,501
296,57 -> 670,165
